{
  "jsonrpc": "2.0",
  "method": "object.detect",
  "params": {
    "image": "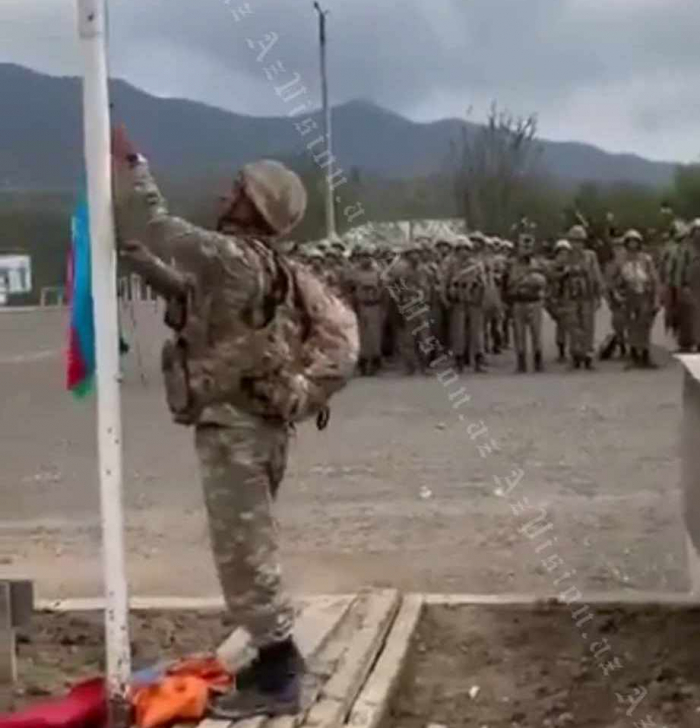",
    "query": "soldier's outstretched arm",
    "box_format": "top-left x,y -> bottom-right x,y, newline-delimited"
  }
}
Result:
113,153 -> 228,275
